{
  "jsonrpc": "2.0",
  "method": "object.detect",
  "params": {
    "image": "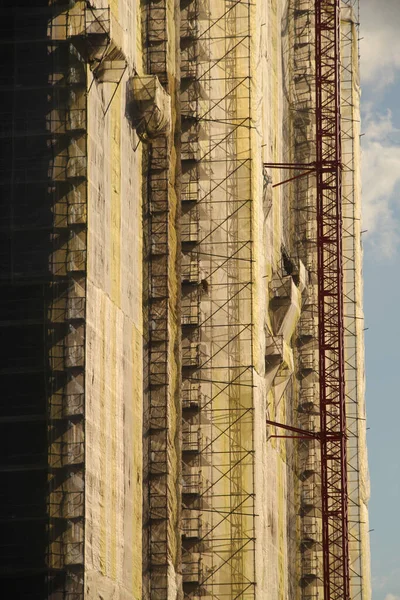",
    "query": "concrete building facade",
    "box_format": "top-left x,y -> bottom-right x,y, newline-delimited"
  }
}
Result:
0,0 -> 370,599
